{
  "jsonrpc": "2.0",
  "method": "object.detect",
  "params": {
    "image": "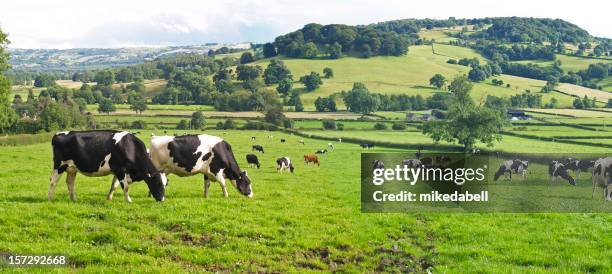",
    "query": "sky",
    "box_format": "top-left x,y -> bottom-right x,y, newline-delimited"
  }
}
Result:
0,0 -> 610,49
